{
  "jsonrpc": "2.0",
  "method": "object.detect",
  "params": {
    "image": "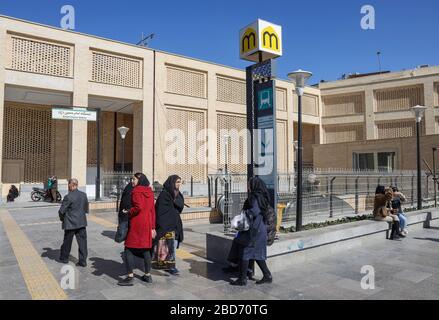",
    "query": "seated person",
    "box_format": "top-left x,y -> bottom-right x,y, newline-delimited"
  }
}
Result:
7,185 -> 19,202
373,185 -> 404,240
390,186 -> 408,236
